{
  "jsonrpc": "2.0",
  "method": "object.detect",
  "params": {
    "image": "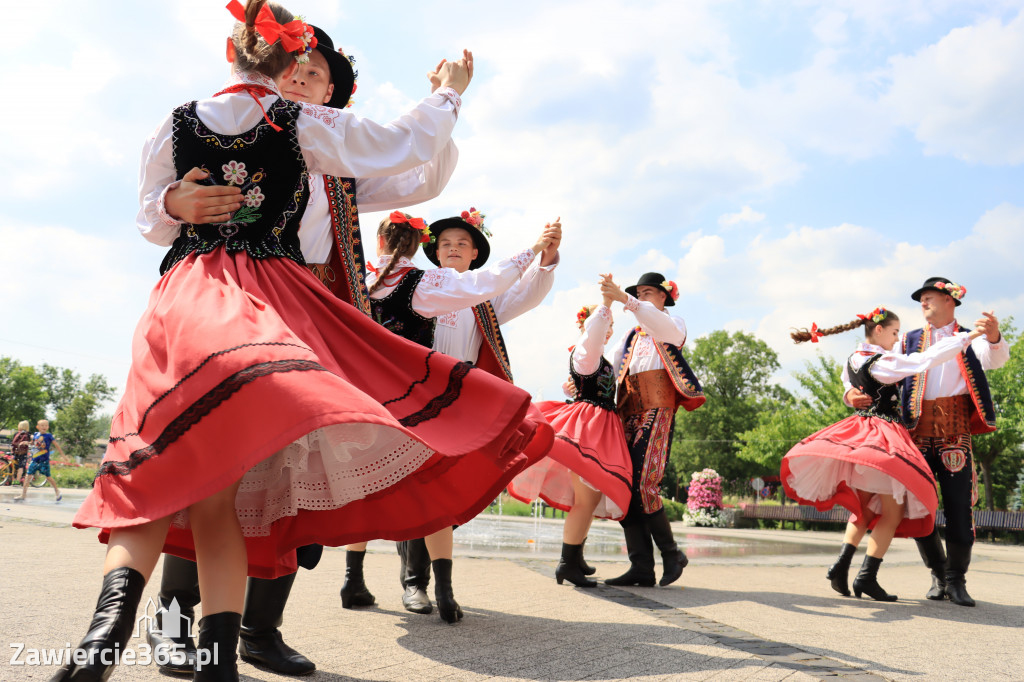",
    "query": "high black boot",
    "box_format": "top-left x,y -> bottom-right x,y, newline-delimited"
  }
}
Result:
944,542 -> 976,607
239,573 -> 315,675
555,543 -> 598,587
339,550 -> 376,609
646,509 -> 688,586
915,530 -> 947,600
398,538 -> 432,614
604,522 -> 656,587
852,555 -> 897,602
826,543 -> 856,597
147,555 -> 200,675
49,567 -> 146,682
431,559 -> 464,623
194,612 -> 240,682
579,536 -> 596,576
